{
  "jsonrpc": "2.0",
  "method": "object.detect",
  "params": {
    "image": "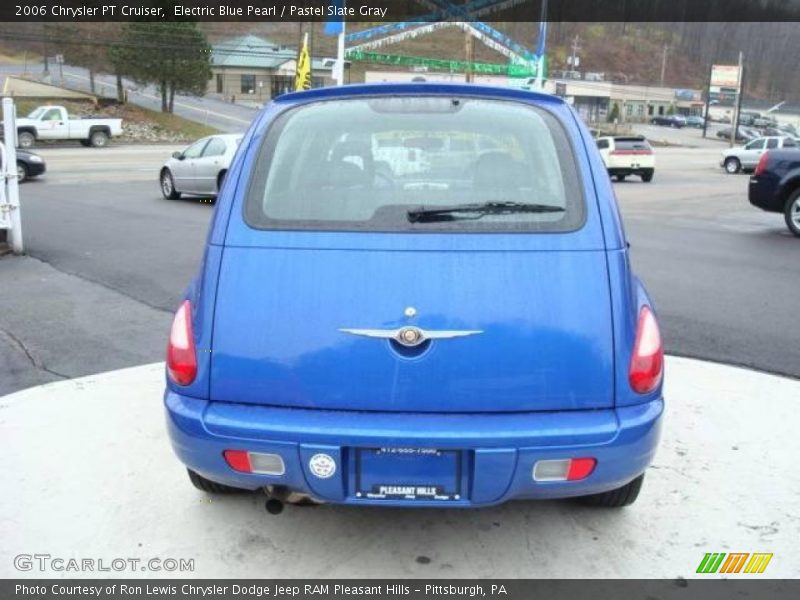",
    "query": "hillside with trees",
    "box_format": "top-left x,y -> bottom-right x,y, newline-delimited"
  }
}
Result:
0,21 -> 797,104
